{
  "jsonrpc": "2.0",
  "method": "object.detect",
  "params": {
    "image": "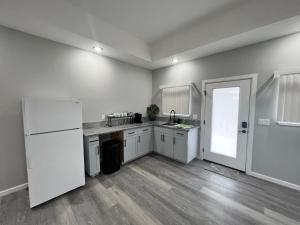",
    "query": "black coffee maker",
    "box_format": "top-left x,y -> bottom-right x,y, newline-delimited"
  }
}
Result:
134,113 -> 142,123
